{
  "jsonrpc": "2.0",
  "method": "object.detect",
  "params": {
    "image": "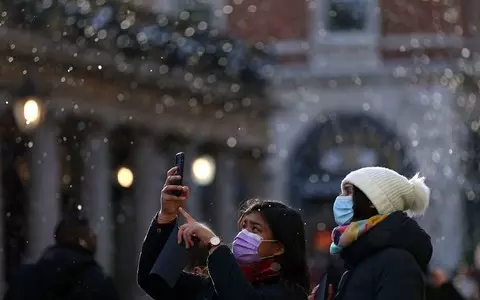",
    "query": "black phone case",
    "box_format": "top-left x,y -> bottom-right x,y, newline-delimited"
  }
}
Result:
172,152 -> 184,197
